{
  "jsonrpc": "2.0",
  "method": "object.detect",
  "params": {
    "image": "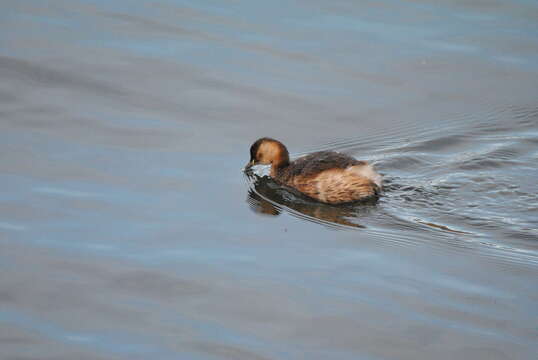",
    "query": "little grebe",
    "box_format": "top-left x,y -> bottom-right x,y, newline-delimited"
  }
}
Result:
246,138 -> 382,204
